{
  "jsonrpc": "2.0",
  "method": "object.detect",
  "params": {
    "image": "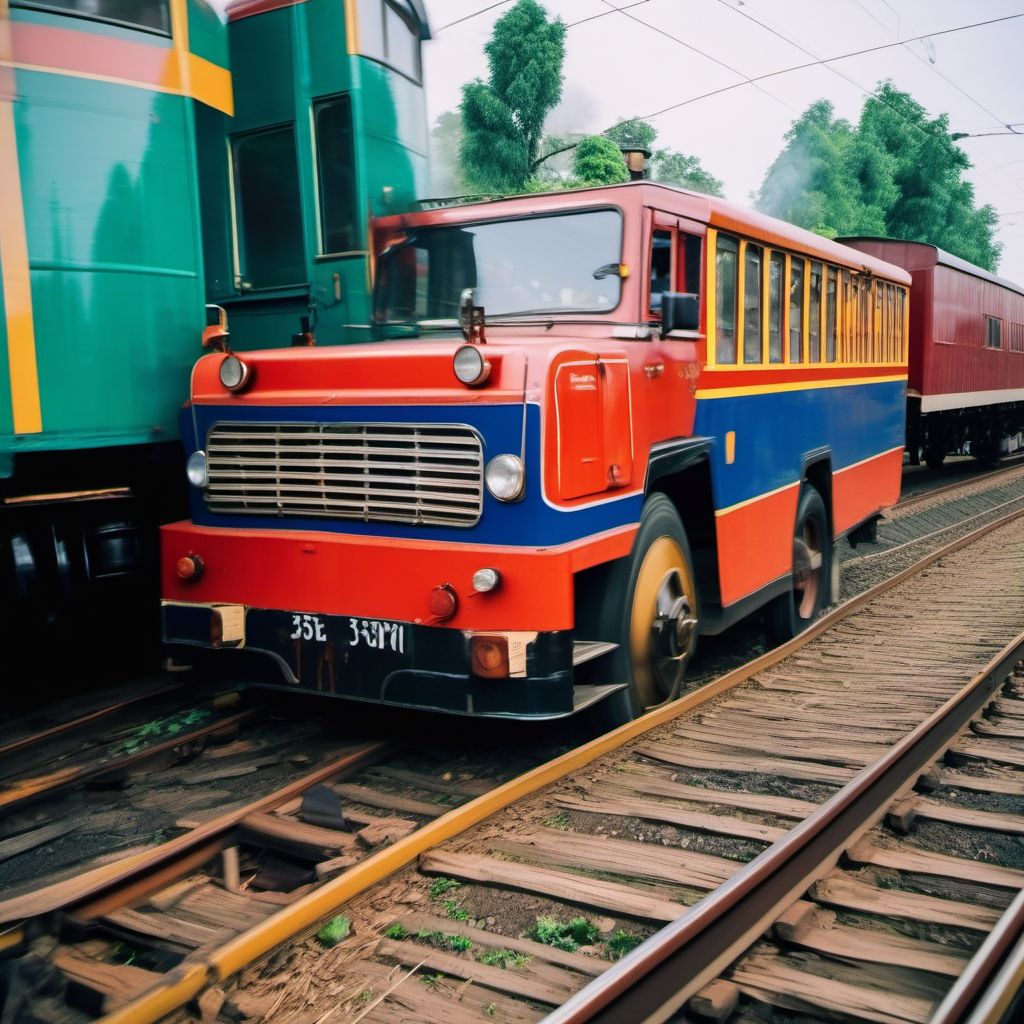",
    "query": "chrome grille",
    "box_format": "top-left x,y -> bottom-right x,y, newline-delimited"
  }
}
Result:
204,422 -> 483,527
